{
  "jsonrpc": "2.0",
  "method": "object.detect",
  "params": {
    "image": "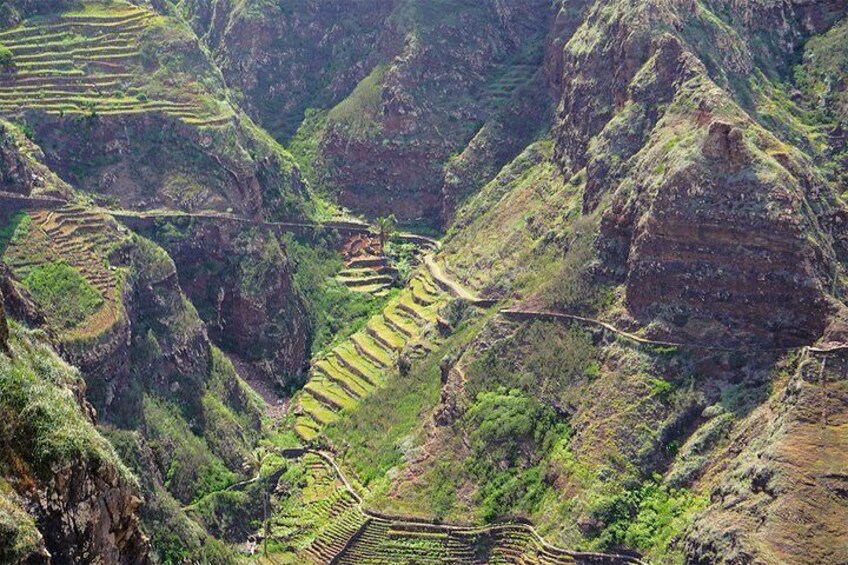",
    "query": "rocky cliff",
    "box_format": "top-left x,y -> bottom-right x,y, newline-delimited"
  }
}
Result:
136,216 -> 312,391
0,271 -> 150,564
179,0 -> 554,226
